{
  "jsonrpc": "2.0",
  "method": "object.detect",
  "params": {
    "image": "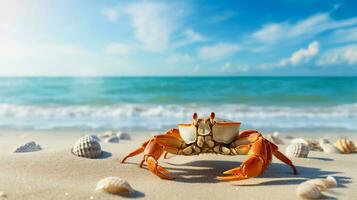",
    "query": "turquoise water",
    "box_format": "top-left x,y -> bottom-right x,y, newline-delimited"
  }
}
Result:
0,77 -> 356,131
